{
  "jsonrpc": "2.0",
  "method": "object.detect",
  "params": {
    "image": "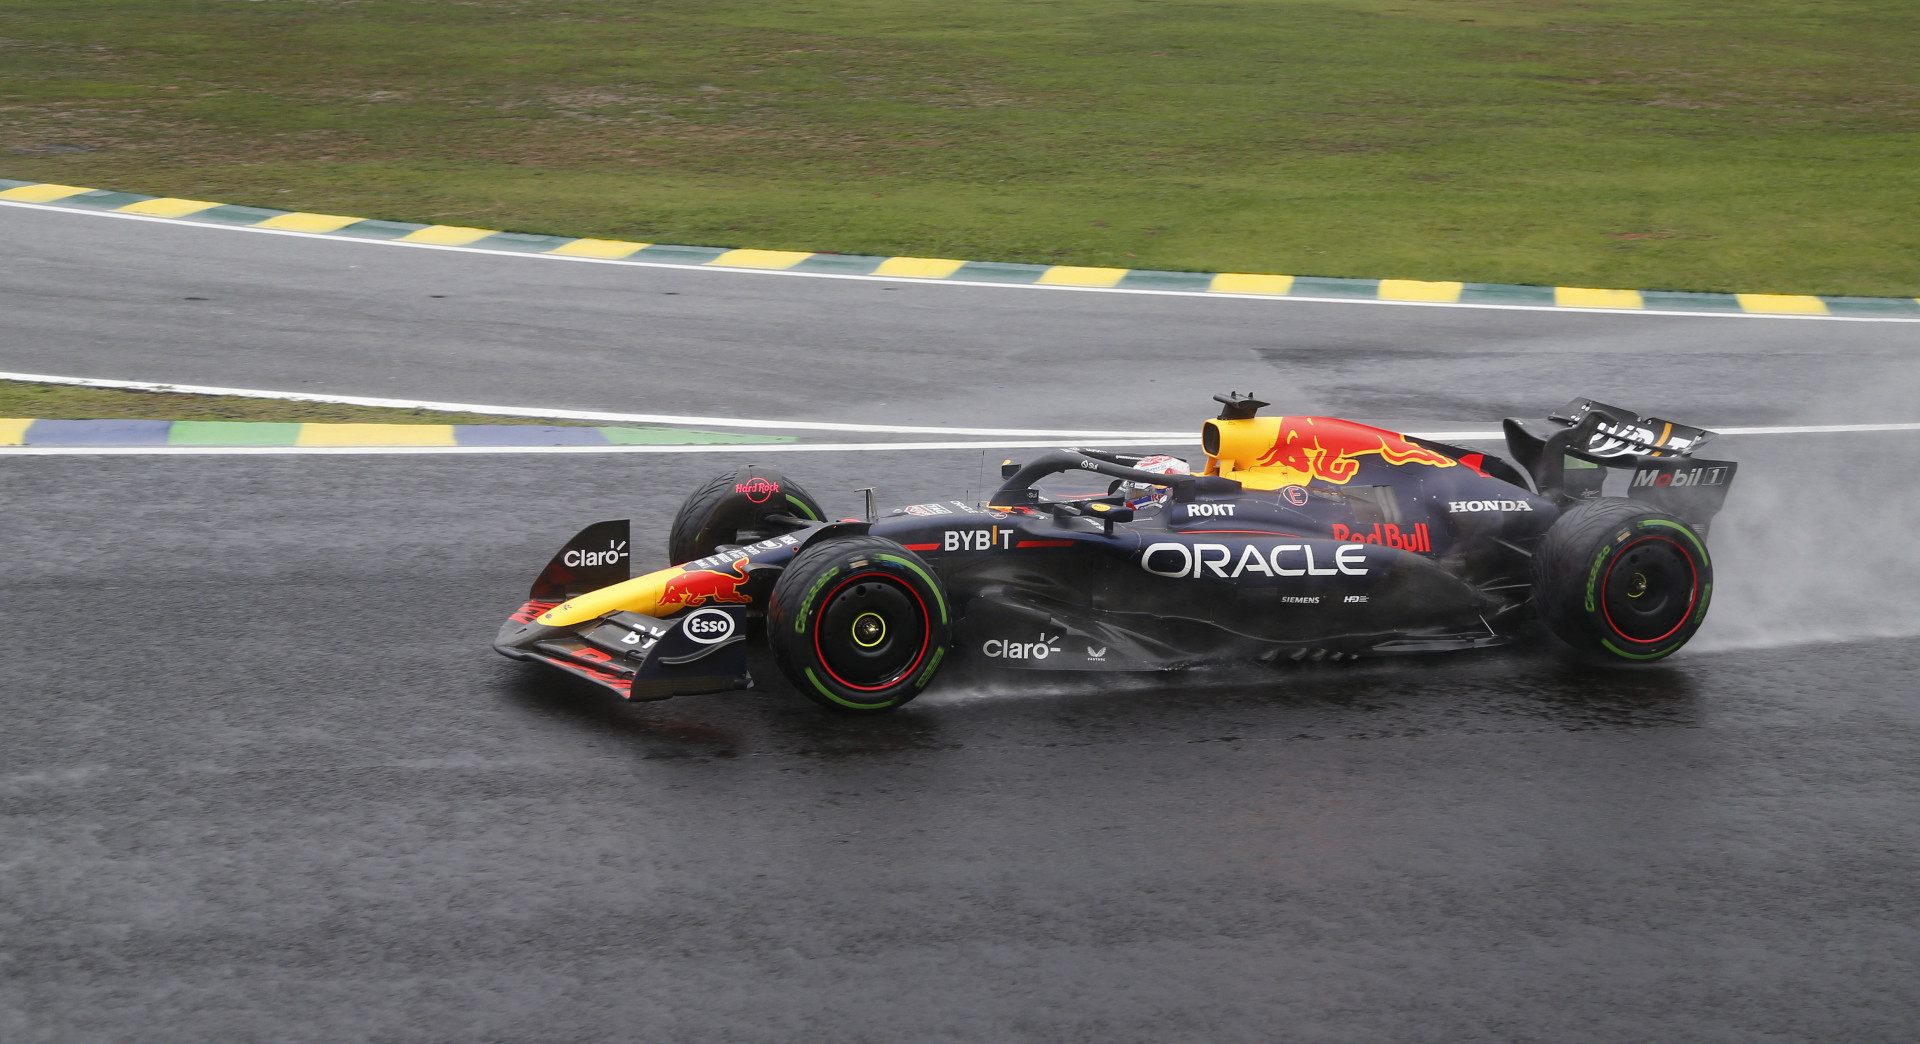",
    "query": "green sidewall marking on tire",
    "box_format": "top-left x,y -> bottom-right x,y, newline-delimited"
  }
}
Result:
1587,519 -> 1710,652
785,494 -> 820,520
1639,518 -> 1710,561
796,565 -> 841,632
915,645 -> 946,687
1601,638 -> 1675,661
876,553 -> 948,624
1584,543 -> 1612,613
804,666 -> 896,710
